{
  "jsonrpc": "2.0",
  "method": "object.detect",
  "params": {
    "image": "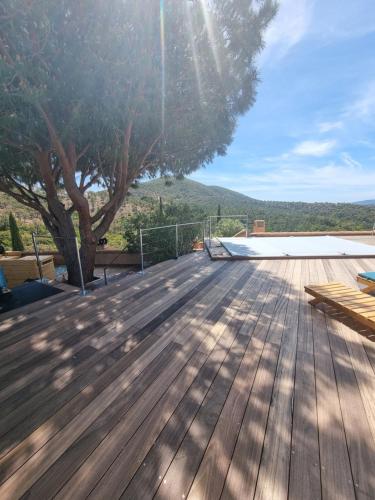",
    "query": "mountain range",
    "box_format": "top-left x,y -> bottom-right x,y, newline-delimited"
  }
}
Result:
353,199 -> 375,206
126,178 -> 375,232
